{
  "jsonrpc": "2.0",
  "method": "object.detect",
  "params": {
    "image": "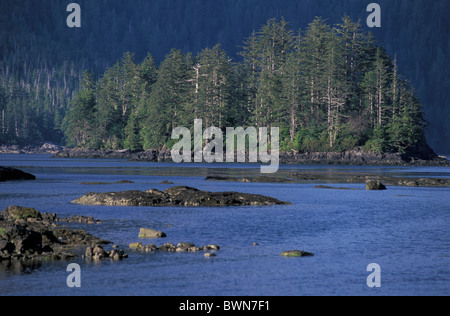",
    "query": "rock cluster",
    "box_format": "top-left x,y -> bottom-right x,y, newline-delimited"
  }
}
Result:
129,242 -> 220,254
72,186 -> 291,207
84,244 -> 128,261
0,206 -> 111,262
59,215 -> 103,224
